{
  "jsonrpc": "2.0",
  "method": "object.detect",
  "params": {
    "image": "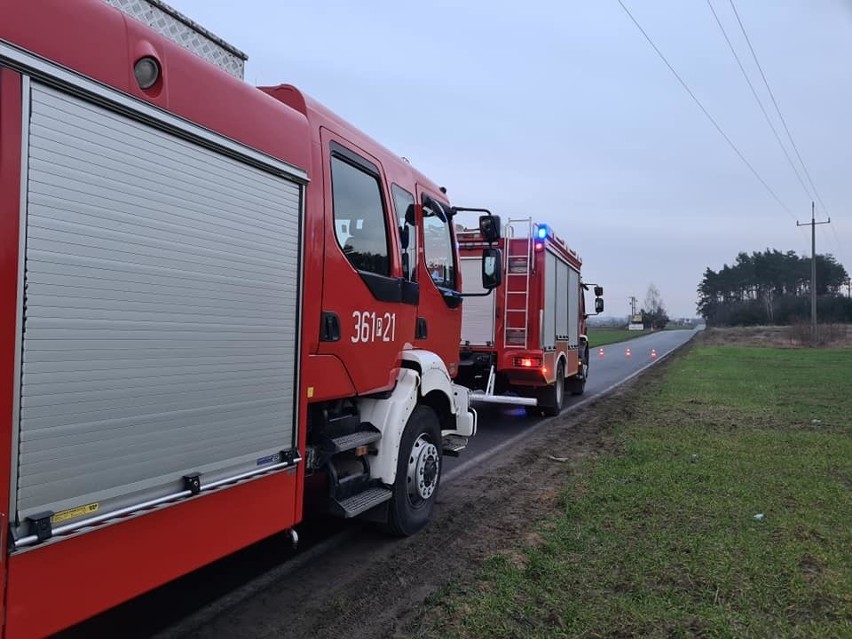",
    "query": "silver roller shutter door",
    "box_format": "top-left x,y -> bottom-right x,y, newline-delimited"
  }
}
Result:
542,252 -> 557,349
460,257 -> 495,346
555,260 -> 569,339
568,268 -> 580,347
15,83 -> 301,525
